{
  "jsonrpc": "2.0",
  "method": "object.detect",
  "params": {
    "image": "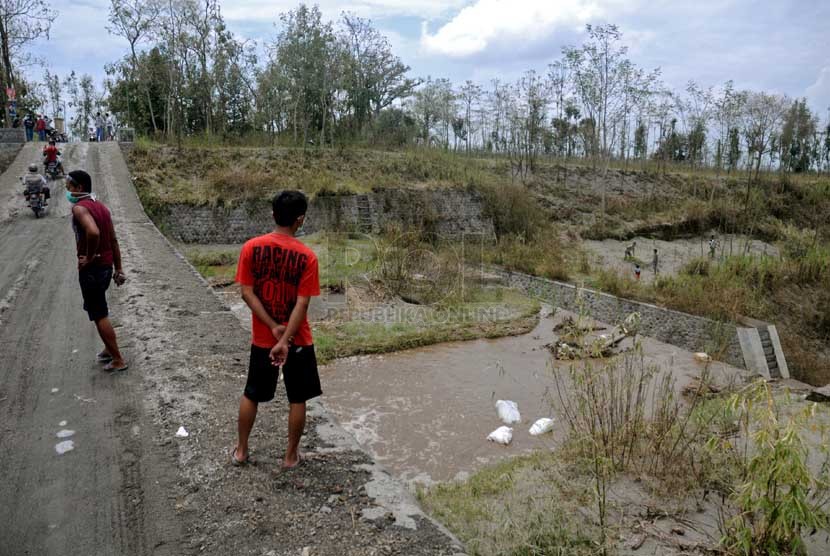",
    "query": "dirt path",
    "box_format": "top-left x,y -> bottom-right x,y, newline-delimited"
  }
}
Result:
582,234 -> 779,282
0,142 -> 462,556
